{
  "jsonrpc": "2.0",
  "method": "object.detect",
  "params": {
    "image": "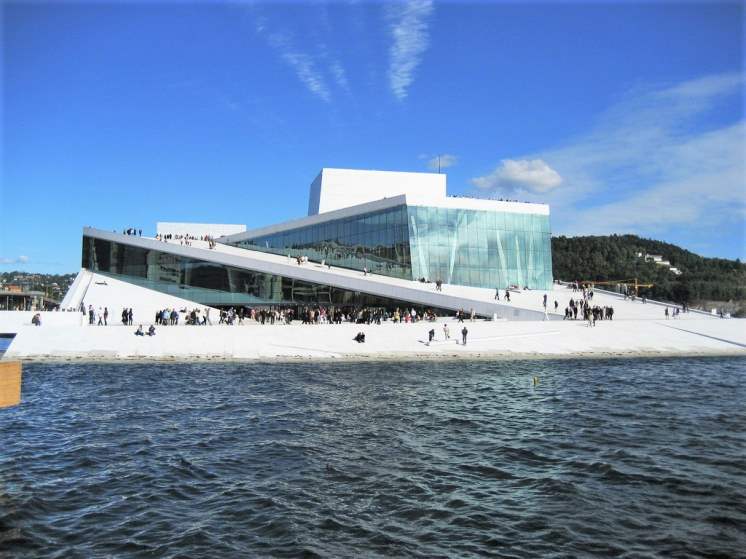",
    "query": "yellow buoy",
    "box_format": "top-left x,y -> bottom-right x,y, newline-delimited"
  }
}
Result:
532,376 -> 539,386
